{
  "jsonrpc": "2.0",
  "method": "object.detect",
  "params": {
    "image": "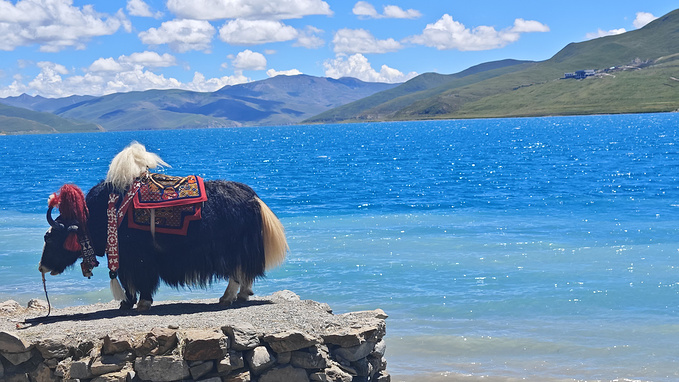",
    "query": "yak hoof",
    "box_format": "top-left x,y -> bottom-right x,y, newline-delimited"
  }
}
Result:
219,295 -> 237,306
137,300 -> 153,311
237,290 -> 253,302
119,300 -> 135,310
